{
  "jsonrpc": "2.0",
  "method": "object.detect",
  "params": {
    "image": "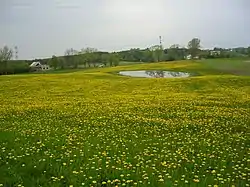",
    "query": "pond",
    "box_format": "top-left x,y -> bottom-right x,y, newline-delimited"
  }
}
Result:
119,70 -> 192,78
